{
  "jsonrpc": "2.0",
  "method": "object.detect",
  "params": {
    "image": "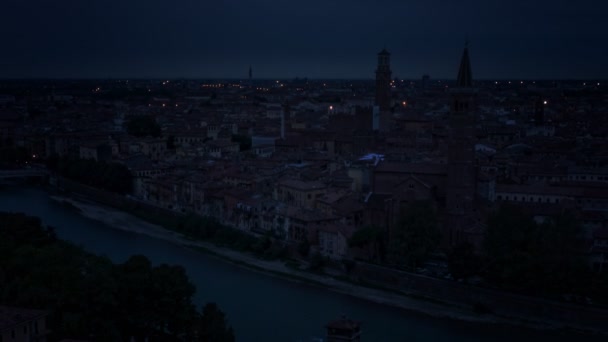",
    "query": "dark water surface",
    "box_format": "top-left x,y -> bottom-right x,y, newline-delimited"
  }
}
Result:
0,186 -> 601,341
